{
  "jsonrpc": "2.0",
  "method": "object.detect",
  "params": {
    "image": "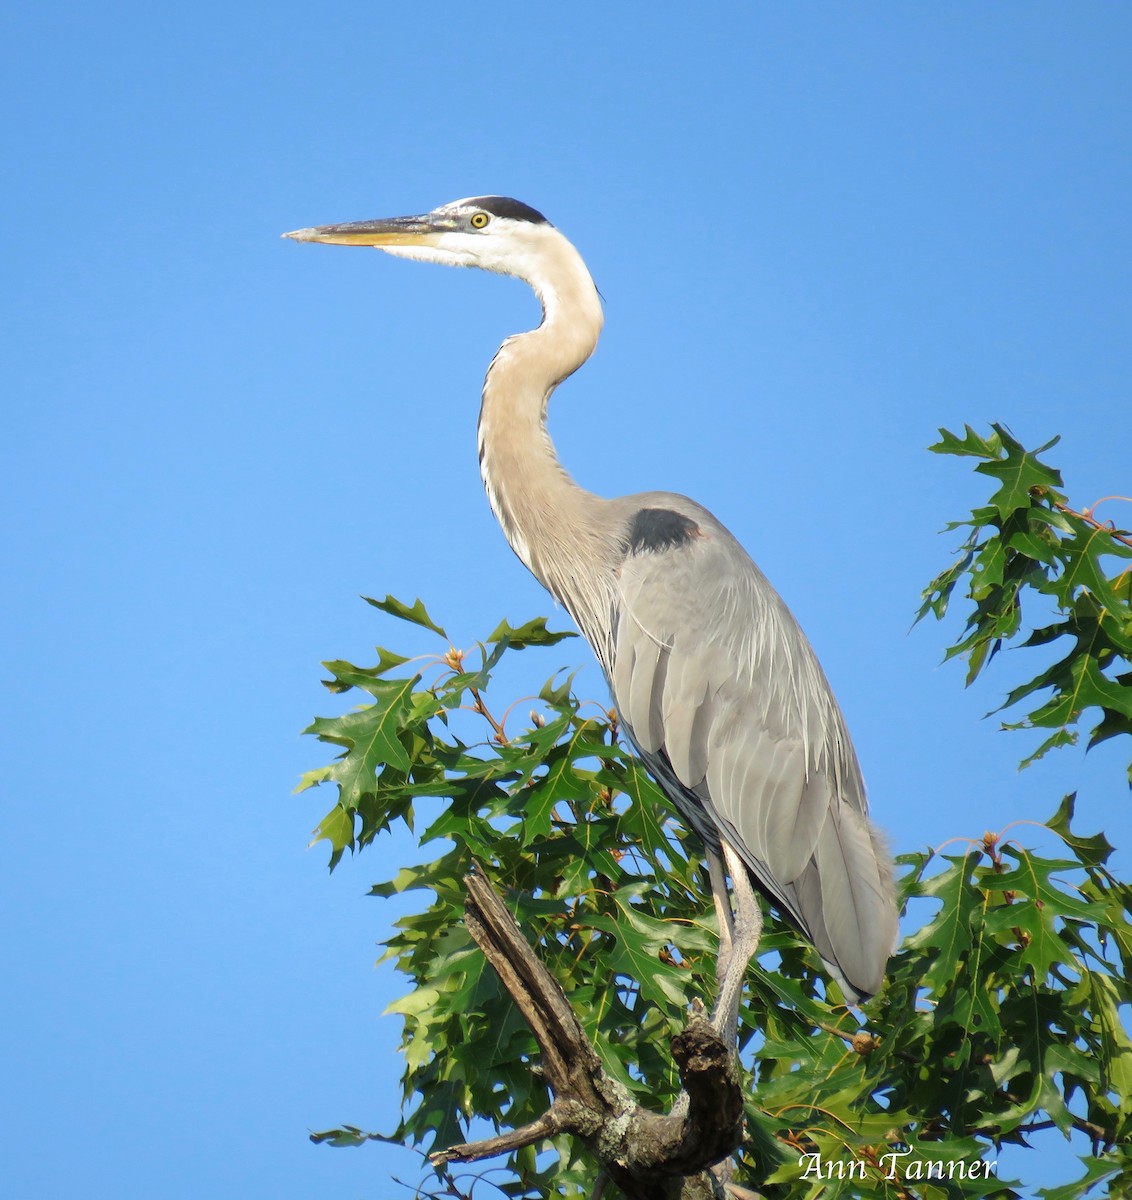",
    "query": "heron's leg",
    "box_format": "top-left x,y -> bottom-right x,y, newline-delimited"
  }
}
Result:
707,847 -> 735,985
710,843 -> 763,1044
671,851 -> 736,1125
